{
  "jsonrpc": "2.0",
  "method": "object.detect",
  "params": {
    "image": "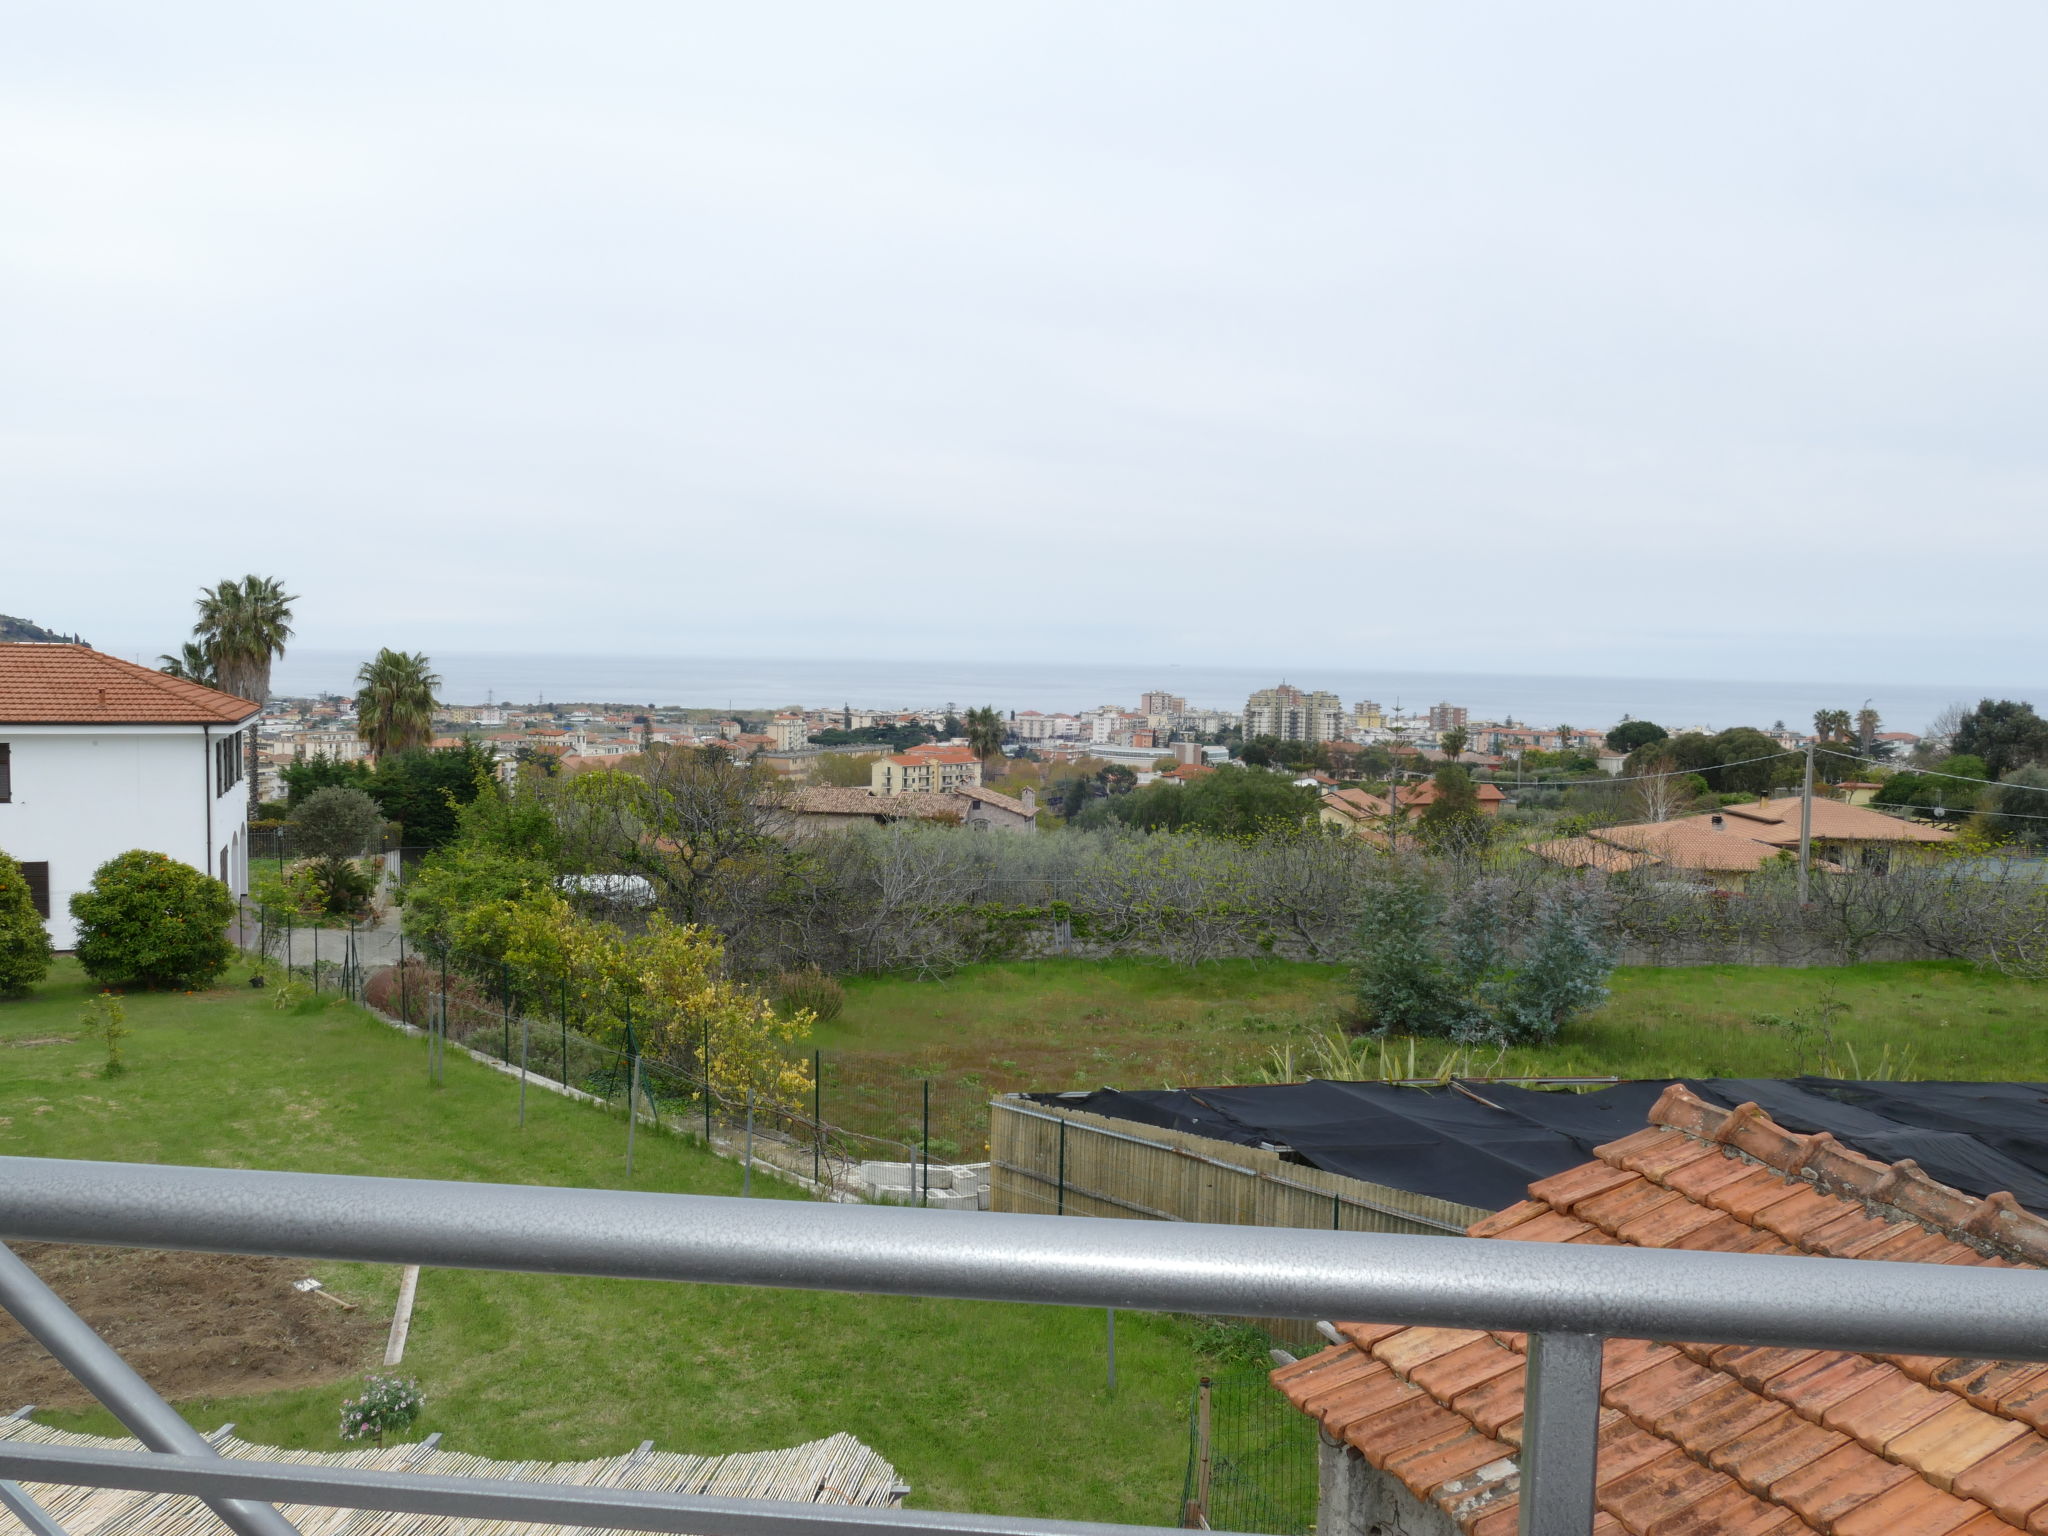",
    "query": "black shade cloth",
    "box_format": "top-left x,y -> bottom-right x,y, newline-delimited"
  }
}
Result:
1029,1078 -> 2048,1216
